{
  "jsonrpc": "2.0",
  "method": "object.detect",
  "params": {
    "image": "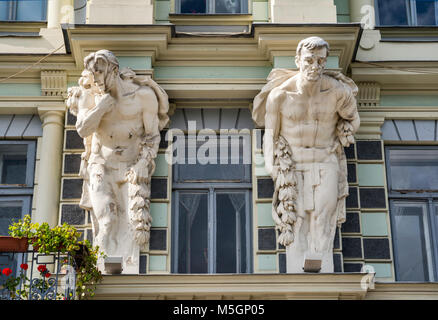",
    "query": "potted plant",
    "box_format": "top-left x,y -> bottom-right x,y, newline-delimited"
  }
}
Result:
7,215 -> 105,300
